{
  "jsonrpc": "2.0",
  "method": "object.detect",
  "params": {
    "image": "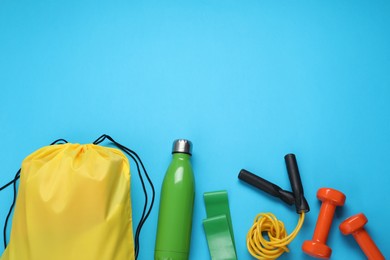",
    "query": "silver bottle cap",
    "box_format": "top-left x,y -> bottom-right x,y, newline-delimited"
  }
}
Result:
172,139 -> 192,155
